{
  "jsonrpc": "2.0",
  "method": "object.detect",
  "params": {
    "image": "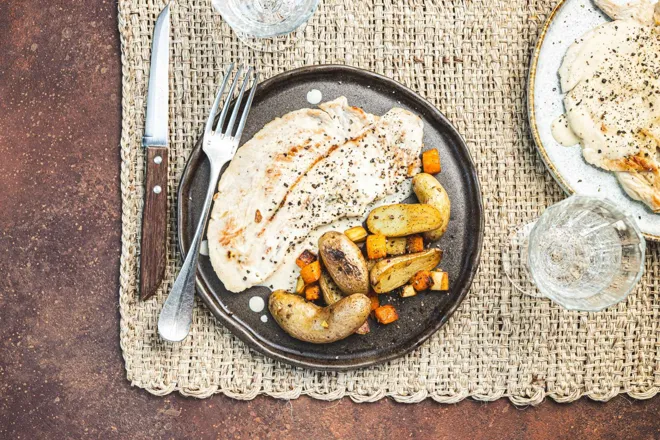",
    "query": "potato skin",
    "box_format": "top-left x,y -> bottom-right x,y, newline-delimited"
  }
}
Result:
318,231 -> 369,294
370,249 -> 443,293
366,203 -> 442,237
319,271 -> 344,305
412,173 -> 451,241
268,290 -> 371,344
